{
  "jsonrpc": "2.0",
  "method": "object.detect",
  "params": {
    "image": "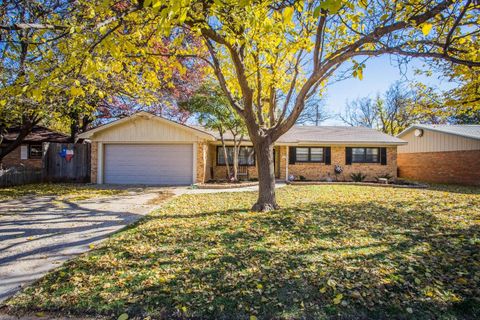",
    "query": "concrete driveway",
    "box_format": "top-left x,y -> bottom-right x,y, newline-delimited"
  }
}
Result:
0,182 -> 286,305
0,189 -> 169,303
